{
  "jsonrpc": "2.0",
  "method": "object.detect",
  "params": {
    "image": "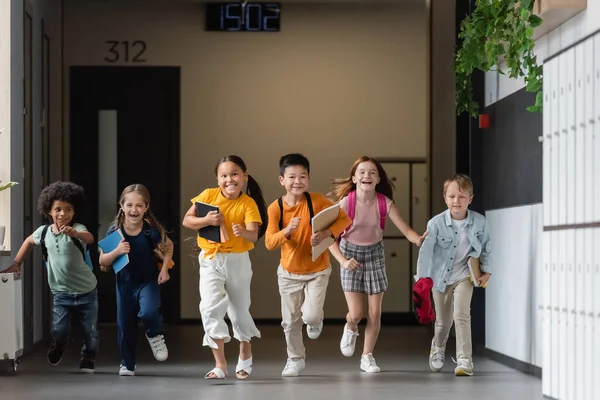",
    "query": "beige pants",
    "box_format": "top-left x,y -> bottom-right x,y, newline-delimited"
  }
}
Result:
277,265 -> 332,359
432,278 -> 474,361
